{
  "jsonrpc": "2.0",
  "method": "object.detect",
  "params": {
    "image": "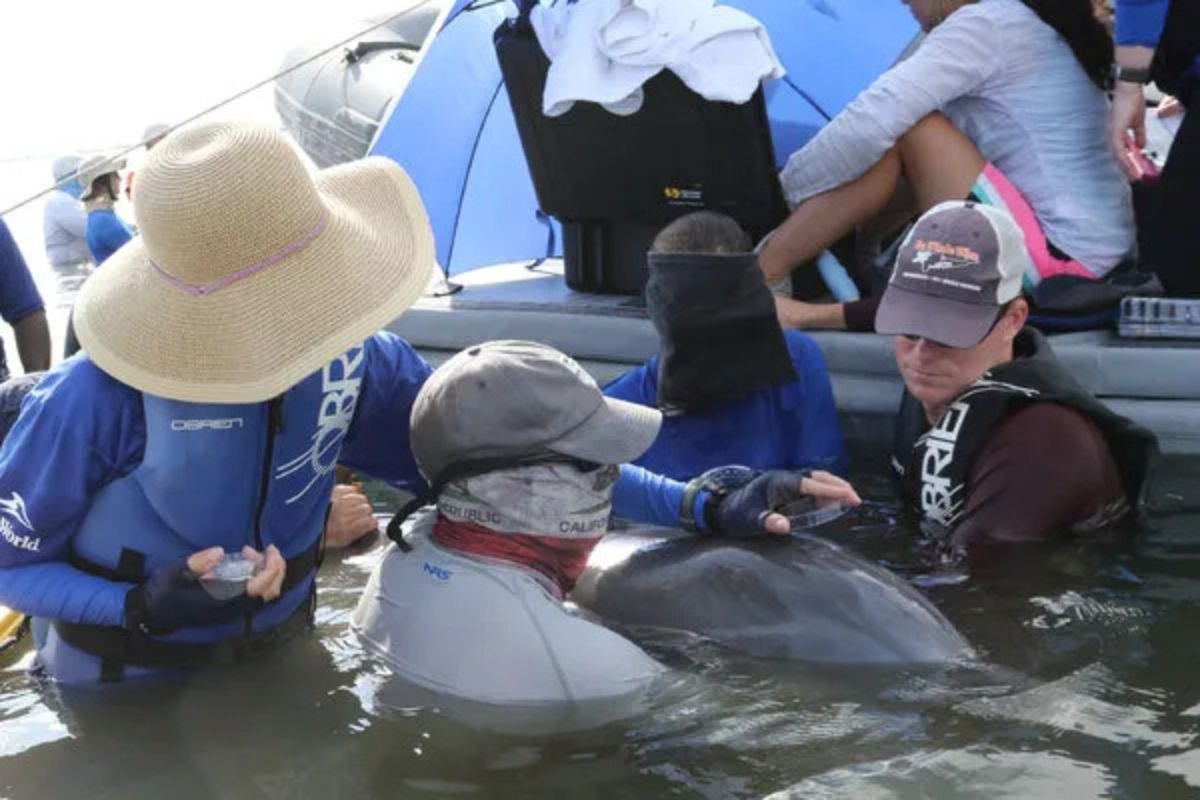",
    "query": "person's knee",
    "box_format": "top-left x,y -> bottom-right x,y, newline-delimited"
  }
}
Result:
896,112 -> 957,153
